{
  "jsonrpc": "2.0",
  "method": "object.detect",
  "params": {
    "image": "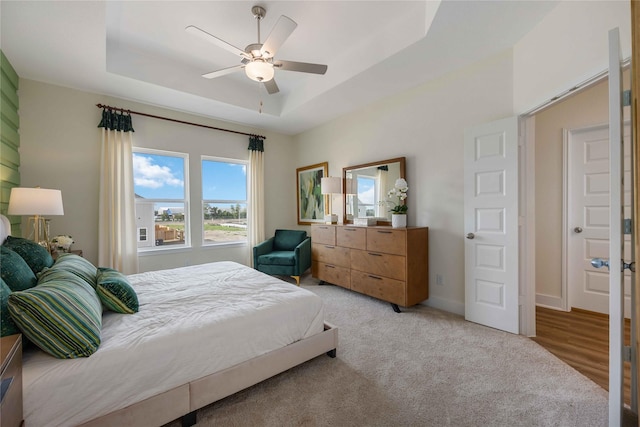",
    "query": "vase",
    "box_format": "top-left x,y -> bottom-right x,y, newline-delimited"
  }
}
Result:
391,214 -> 407,228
